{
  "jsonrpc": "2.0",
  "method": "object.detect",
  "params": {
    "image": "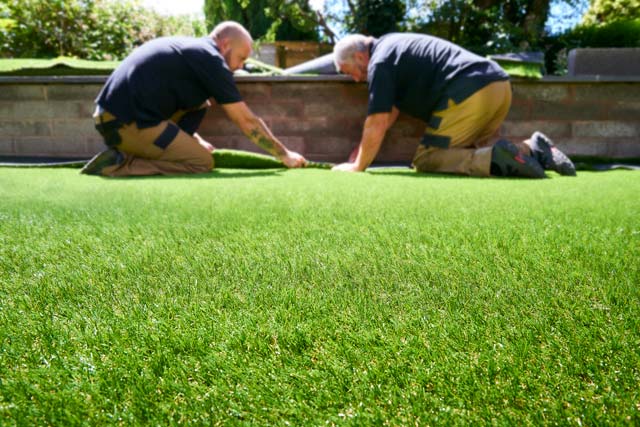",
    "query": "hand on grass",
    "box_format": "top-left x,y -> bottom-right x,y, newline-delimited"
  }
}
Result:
332,162 -> 363,172
280,150 -> 307,168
